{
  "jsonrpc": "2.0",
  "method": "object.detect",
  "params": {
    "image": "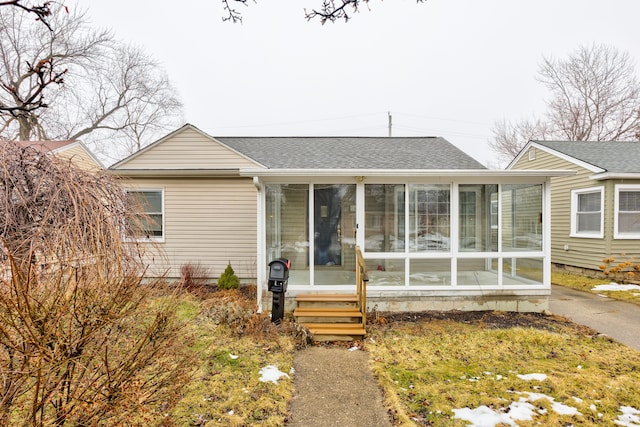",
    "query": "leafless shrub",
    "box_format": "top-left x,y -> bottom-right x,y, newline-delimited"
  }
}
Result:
0,142 -> 192,425
179,262 -> 212,297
